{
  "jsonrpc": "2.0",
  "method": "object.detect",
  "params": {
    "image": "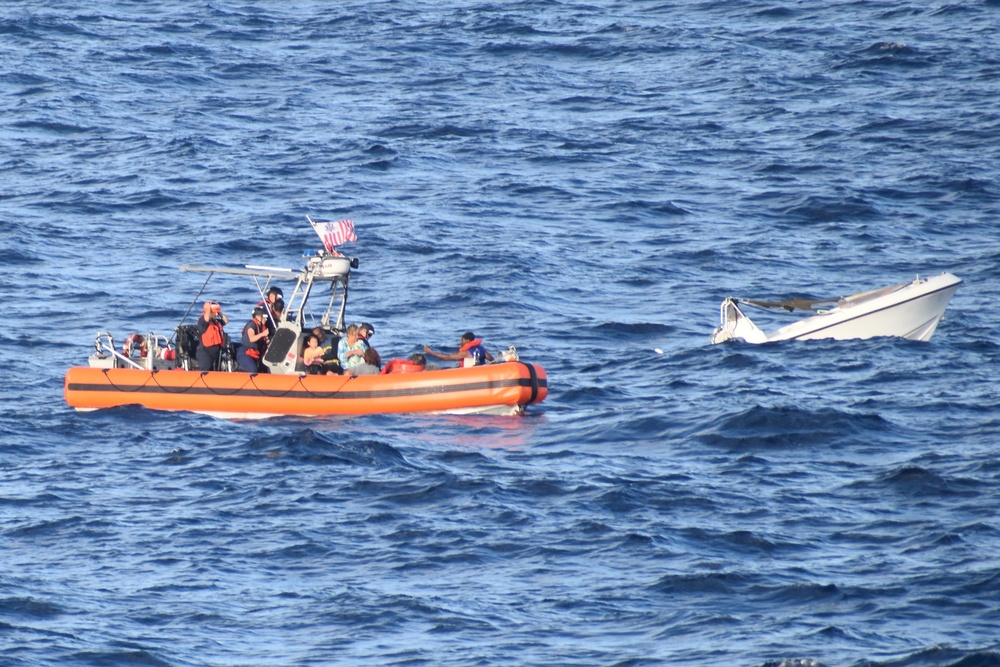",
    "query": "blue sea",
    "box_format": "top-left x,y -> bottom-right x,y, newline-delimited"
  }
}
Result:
2,1 -> 1000,665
